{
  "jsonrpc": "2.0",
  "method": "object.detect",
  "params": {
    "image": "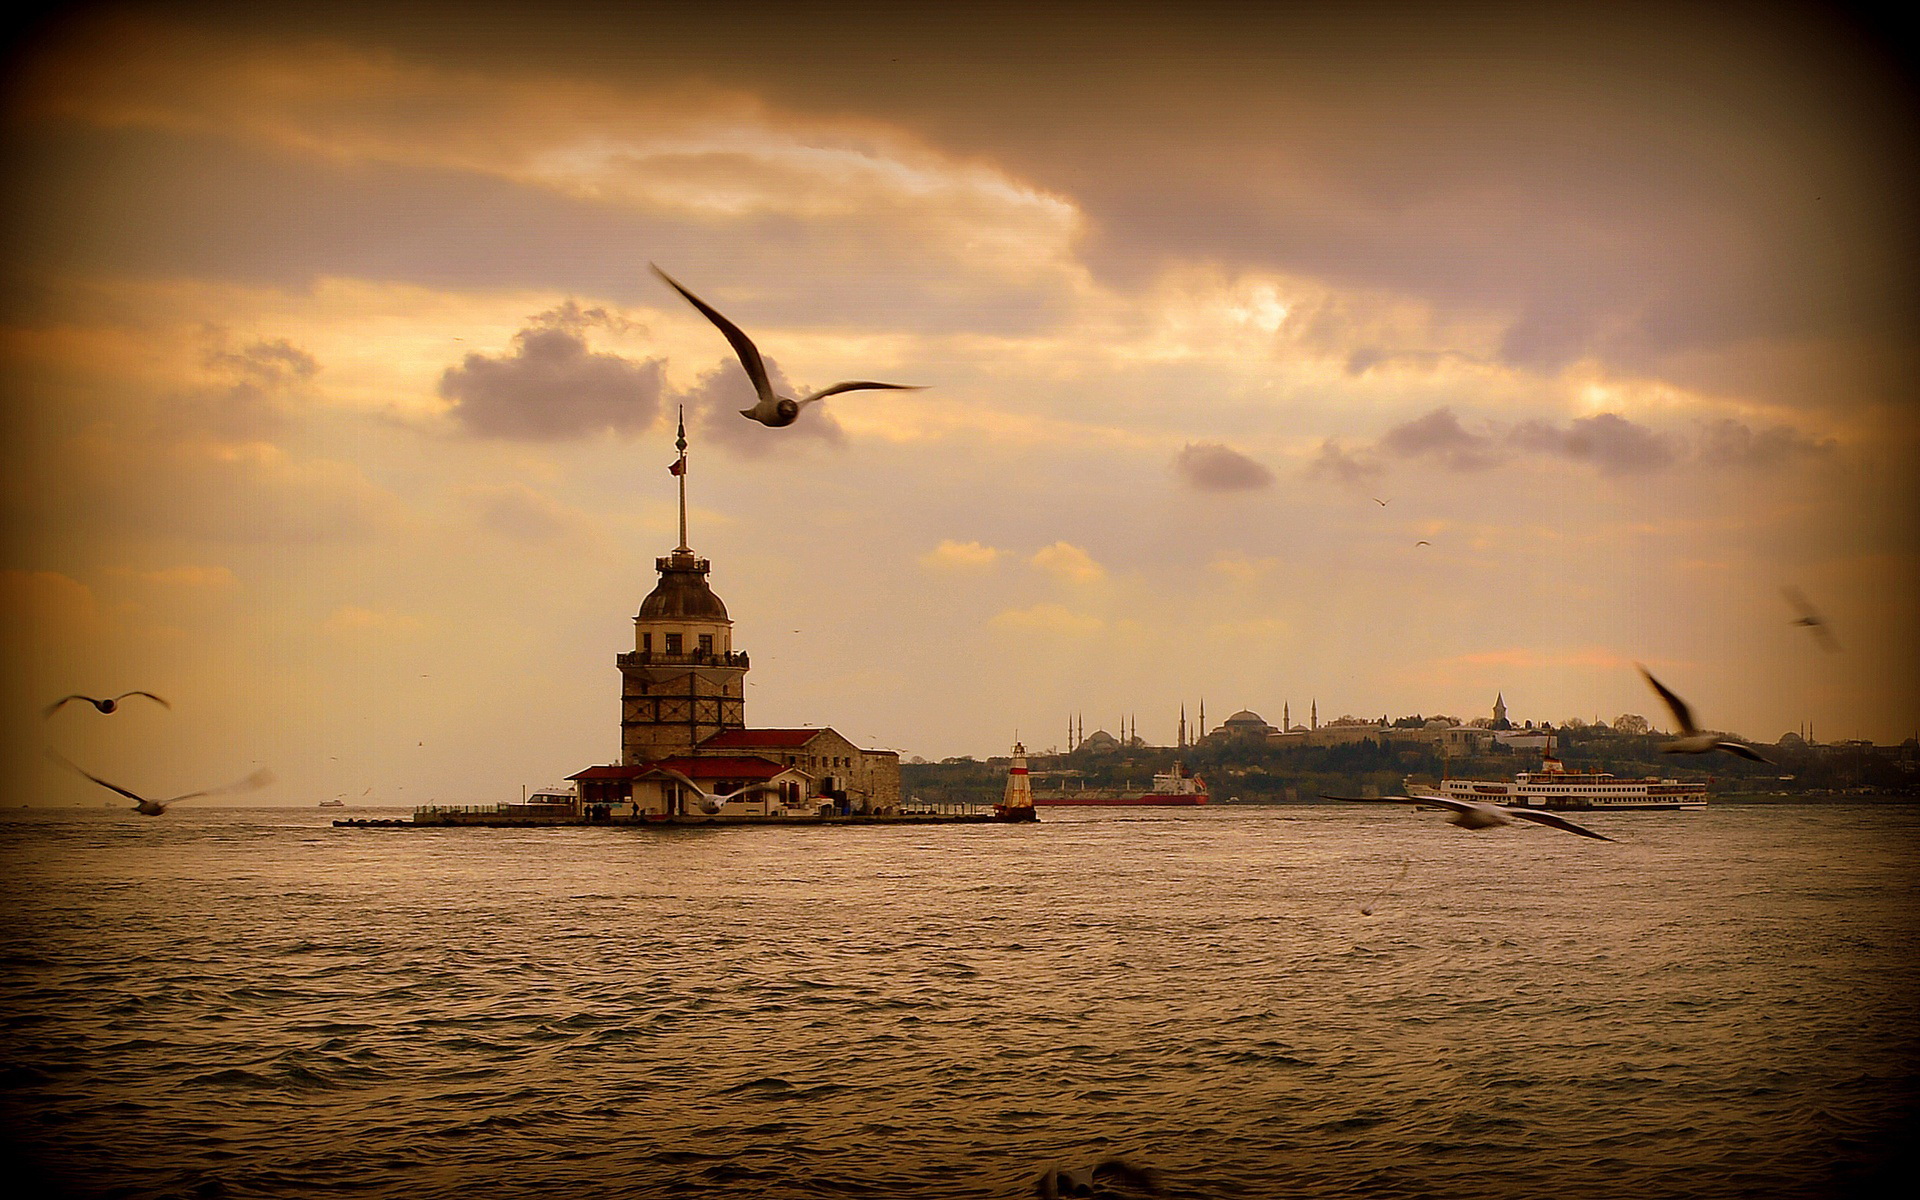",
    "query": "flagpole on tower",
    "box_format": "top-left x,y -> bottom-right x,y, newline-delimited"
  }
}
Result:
671,406 -> 690,553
